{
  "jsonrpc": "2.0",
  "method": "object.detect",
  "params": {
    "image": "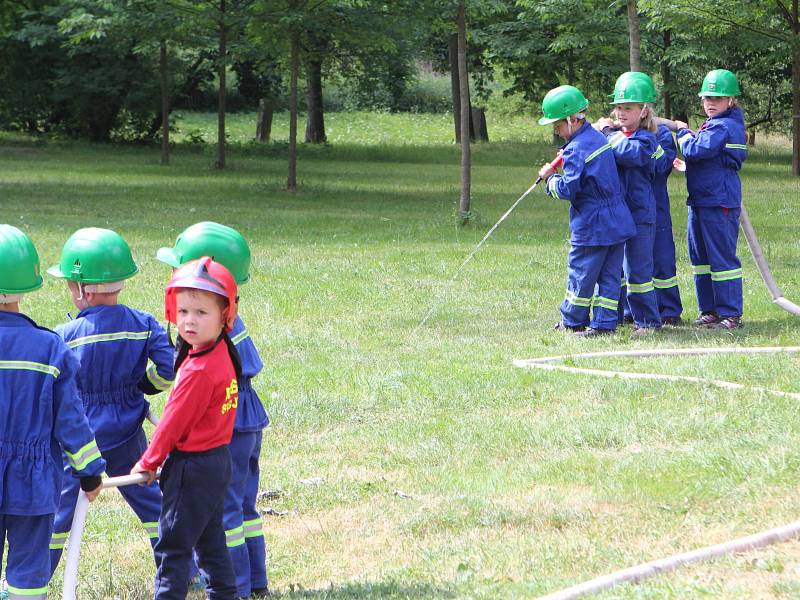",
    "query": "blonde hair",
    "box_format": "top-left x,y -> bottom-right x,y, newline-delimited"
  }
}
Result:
639,104 -> 657,133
